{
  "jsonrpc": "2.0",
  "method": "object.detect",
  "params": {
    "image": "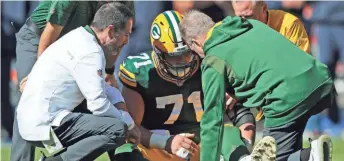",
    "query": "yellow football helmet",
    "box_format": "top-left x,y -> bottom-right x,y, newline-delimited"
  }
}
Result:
150,10 -> 199,85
